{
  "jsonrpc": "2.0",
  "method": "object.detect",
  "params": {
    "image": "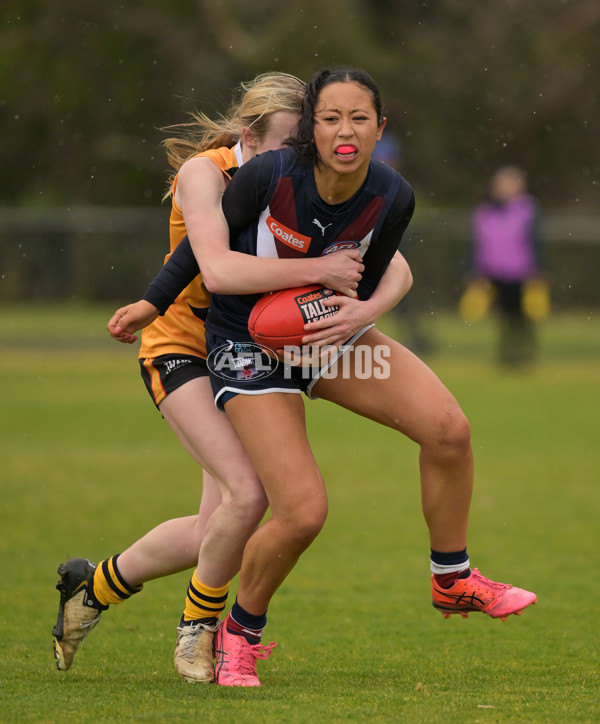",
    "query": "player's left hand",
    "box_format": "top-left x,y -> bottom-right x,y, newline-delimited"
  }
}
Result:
300,295 -> 372,348
107,300 -> 159,344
